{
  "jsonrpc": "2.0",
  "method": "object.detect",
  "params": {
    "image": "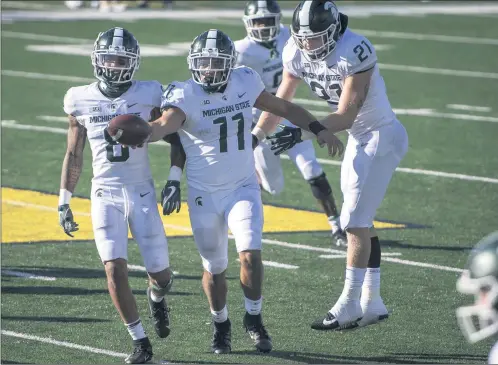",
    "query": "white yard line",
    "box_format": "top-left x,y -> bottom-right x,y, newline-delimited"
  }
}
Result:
1,330 -> 127,358
3,119 -> 498,184
446,104 -> 492,113
127,264 -> 179,276
2,199 -> 462,273
3,4 -> 498,22
236,258 -> 299,269
378,63 -> 498,79
354,29 -> 498,46
1,270 -> 56,281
